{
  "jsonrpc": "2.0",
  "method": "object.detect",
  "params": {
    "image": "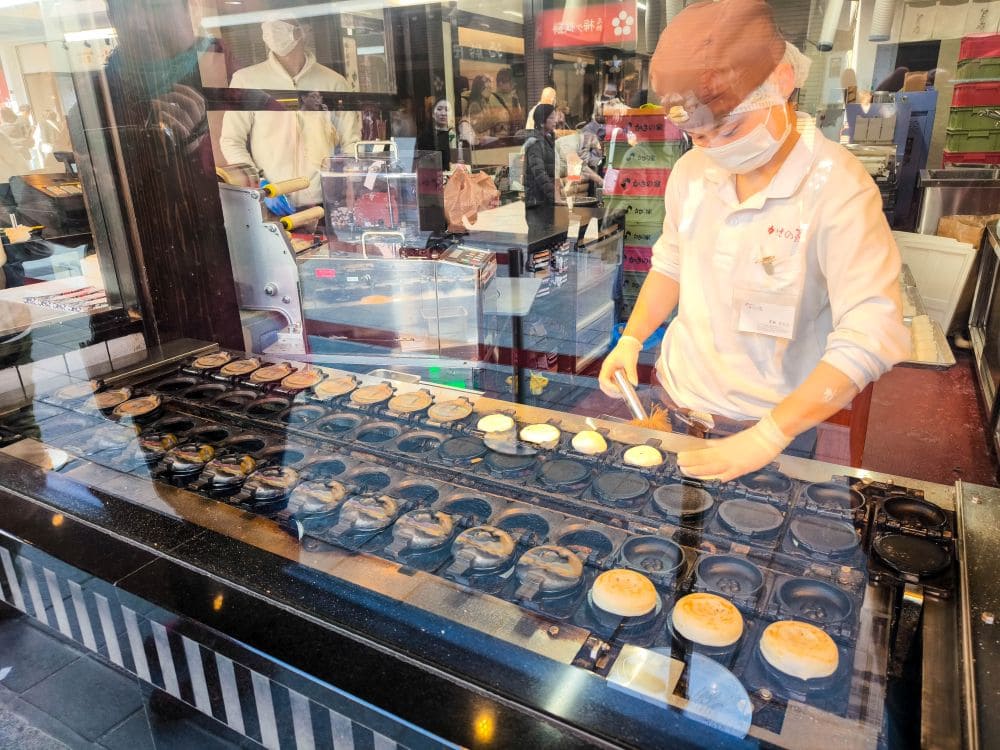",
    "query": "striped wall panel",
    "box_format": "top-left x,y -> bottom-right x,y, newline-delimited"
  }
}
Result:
0,546 -> 457,750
